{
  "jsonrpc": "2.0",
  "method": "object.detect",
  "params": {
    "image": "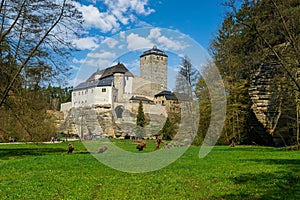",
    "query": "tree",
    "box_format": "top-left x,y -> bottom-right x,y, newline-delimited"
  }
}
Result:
194,76 -> 211,145
209,1 -> 258,144
136,101 -> 146,127
160,117 -> 174,140
210,0 -> 300,145
0,0 -> 82,141
174,55 -> 200,97
0,0 -> 82,107
46,85 -> 72,110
